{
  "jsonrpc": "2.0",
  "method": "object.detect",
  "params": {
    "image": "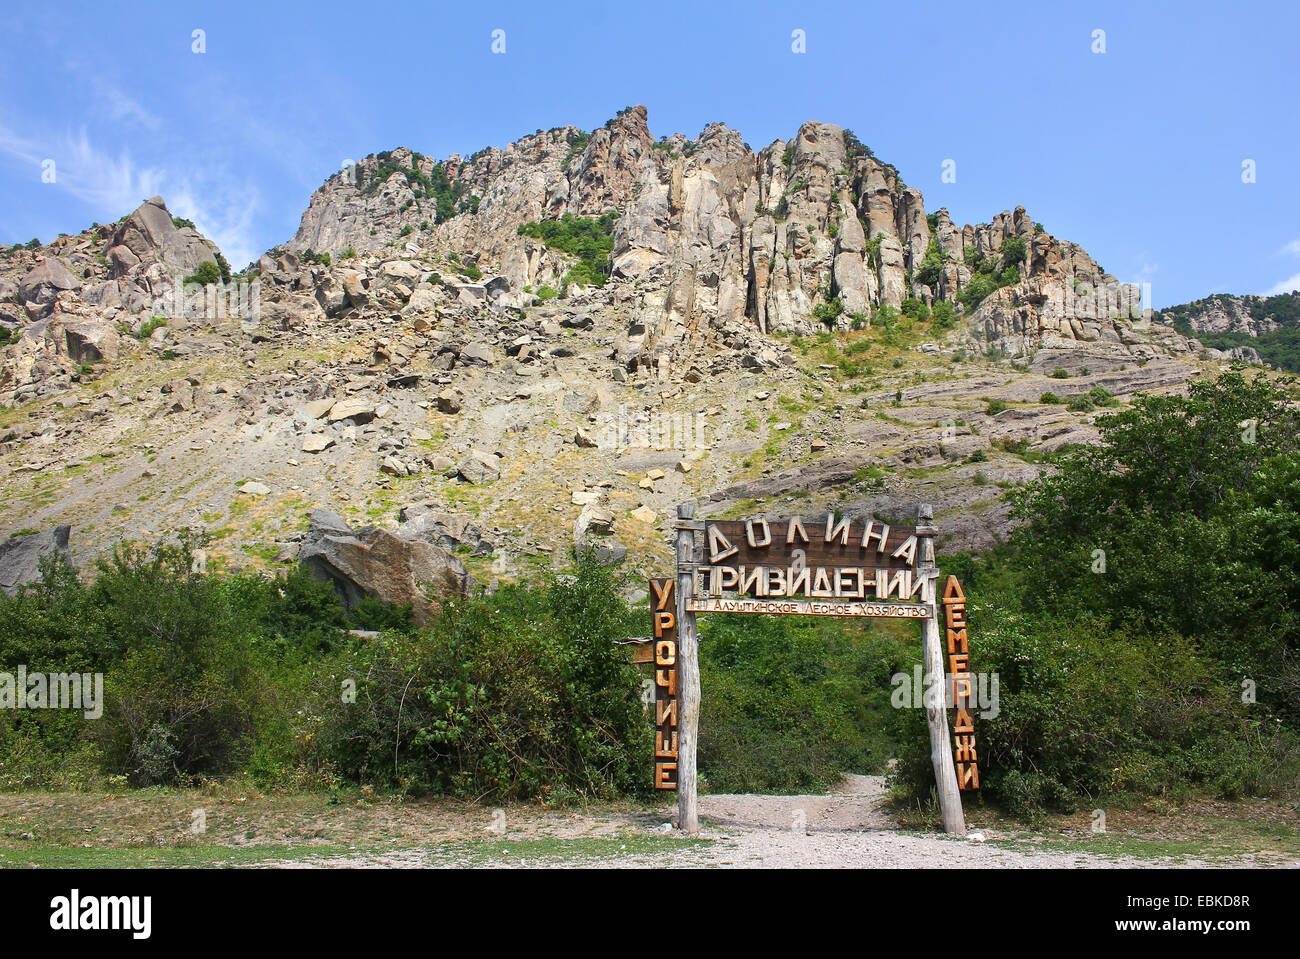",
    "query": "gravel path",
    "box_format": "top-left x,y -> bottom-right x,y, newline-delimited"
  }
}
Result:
265,776 -> 1285,869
